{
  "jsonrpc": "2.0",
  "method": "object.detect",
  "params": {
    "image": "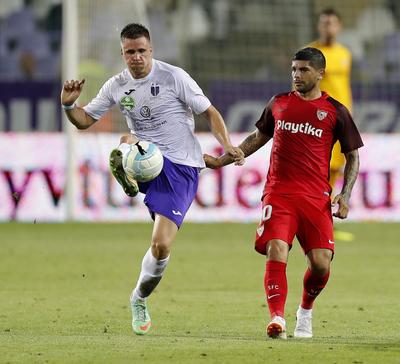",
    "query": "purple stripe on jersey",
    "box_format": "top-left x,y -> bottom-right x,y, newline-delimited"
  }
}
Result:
138,157 -> 199,227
